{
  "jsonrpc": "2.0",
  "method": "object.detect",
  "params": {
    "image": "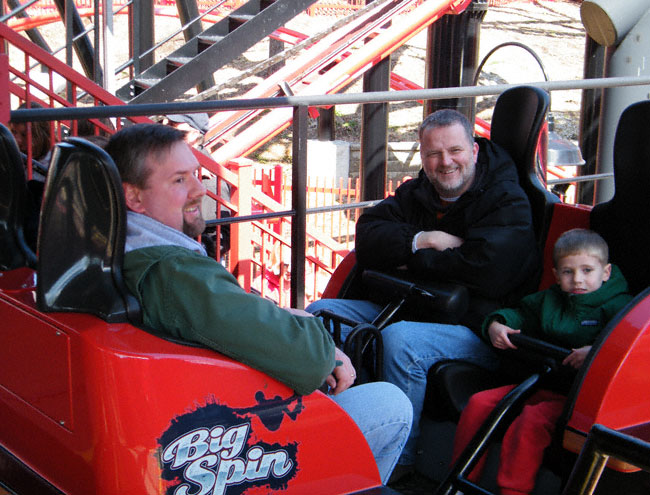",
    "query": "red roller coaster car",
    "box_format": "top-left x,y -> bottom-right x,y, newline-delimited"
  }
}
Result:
0,89 -> 649,495
0,127 -> 392,494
